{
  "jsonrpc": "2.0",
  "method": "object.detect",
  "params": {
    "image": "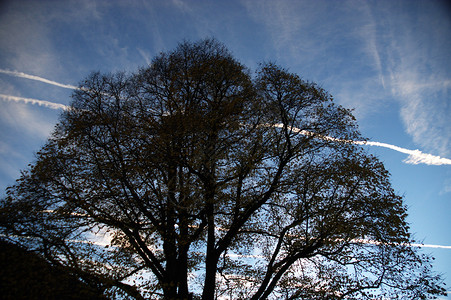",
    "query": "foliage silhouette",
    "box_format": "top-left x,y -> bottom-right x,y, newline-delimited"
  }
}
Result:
0,39 -> 446,299
0,240 -> 107,300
